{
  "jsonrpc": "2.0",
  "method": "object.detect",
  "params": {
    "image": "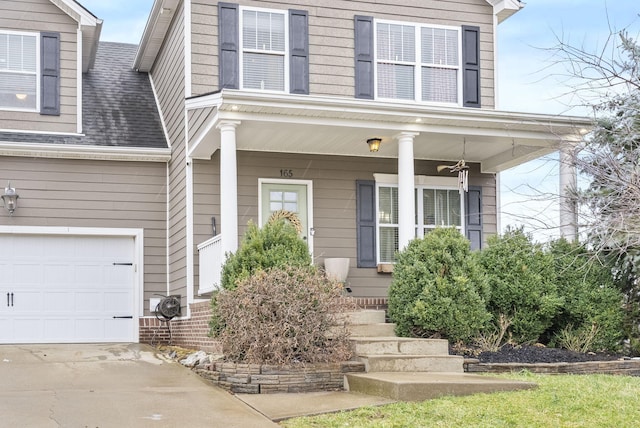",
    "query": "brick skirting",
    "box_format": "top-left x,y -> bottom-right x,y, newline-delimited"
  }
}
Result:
139,298 -> 388,352
195,361 -> 366,394
464,358 -> 640,376
139,301 -> 222,353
